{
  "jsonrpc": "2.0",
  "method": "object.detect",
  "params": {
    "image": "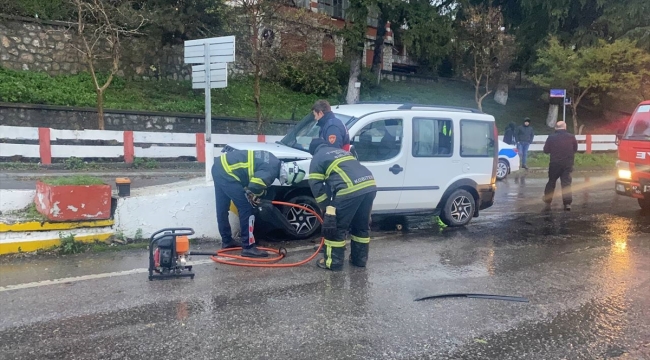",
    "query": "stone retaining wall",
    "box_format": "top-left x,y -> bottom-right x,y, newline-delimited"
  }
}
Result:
0,103 -> 295,135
